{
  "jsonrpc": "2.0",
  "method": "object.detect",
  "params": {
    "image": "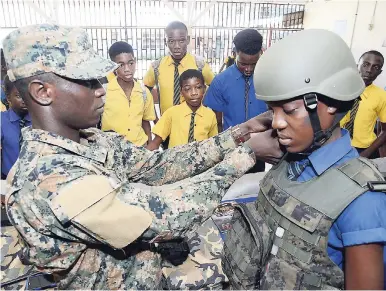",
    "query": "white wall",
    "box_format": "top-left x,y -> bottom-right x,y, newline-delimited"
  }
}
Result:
303,0 -> 386,89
